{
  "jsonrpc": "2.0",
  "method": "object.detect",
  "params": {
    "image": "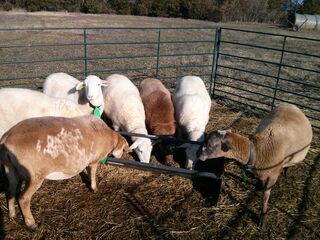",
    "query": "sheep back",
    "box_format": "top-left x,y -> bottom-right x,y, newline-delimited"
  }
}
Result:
0,88 -> 86,139
172,76 -> 211,137
103,74 -> 146,132
0,116 -> 116,180
254,103 -> 312,177
43,72 -> 87,105
139,78 -> 175,135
